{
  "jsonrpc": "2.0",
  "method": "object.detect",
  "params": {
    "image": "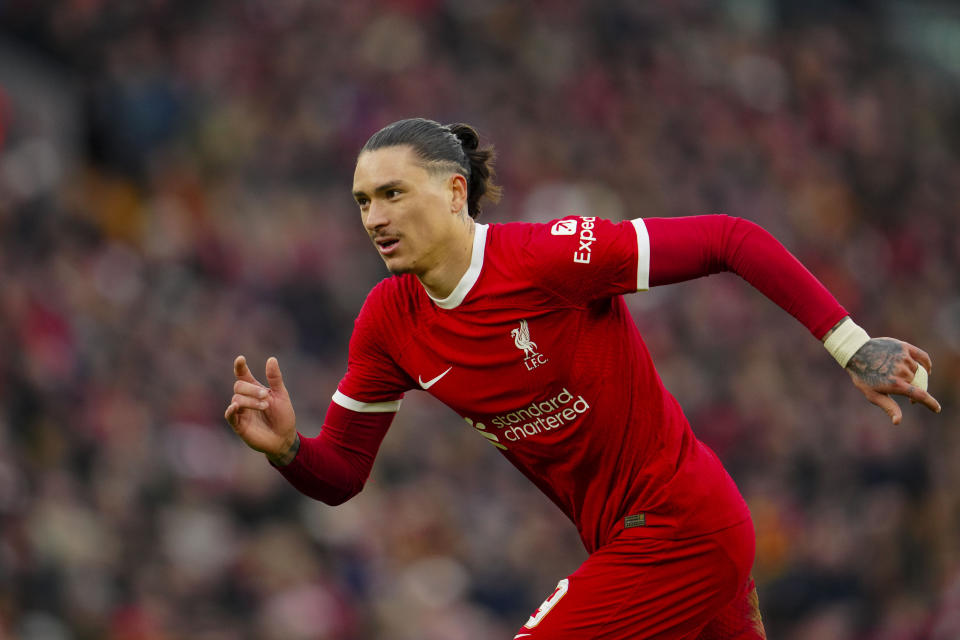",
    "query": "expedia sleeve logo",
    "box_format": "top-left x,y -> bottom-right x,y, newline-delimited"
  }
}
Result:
573,216 -> 596,264
550,219 -> 578,236
548,217 -> 598,263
